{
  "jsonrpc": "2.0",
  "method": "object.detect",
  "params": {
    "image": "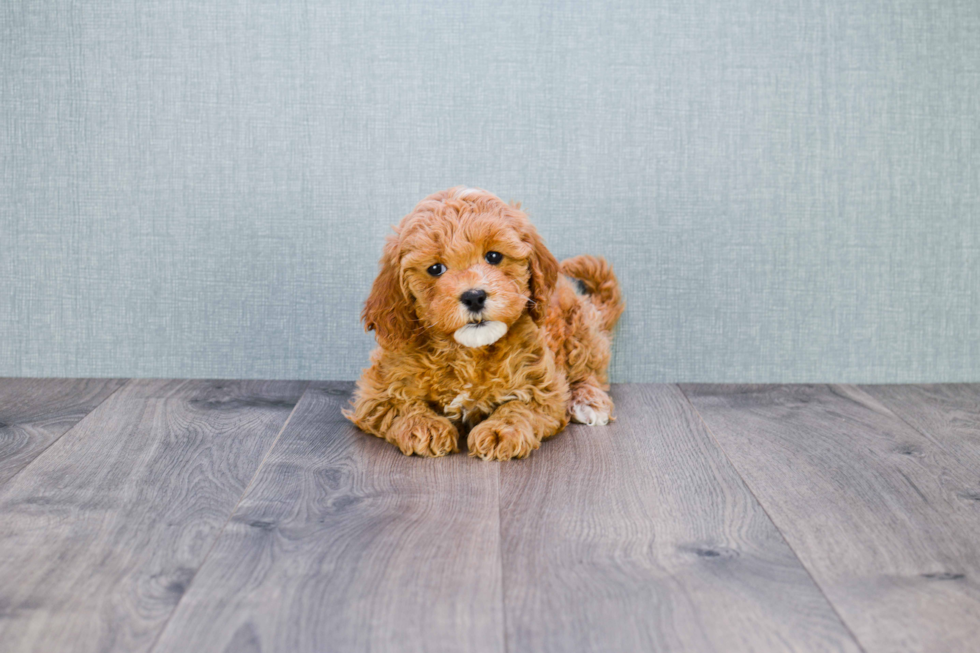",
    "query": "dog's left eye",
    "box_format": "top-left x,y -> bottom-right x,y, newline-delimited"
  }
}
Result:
427,263 -> 447,277
485,251 -> 503,265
